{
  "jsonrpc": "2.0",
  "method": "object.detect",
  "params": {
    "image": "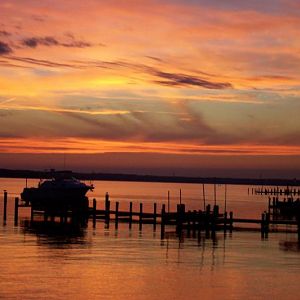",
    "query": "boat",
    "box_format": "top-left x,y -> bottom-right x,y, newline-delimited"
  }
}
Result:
21,172 -> 94,212
276,199 -> 300,217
